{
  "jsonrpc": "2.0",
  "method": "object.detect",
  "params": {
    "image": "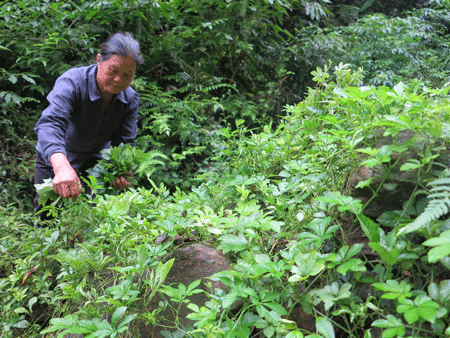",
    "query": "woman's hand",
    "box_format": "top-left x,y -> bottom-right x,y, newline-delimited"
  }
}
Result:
50,153 -> 82,201
111,170 -> 133,190
111,176 -> 131,190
